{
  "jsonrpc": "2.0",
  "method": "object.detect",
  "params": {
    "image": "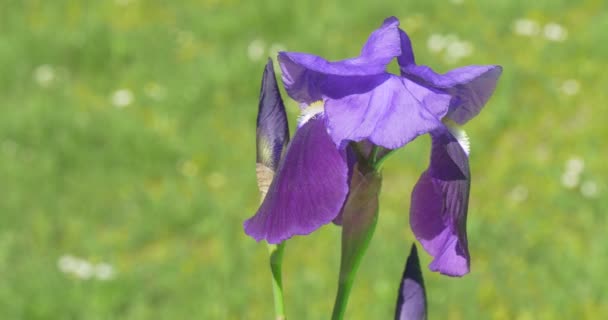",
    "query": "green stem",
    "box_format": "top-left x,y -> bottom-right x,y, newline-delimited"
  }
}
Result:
268,242 -> 286,320
331,215 -> 378,320
368,145 -> 380,165
331,163 -> 381,320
